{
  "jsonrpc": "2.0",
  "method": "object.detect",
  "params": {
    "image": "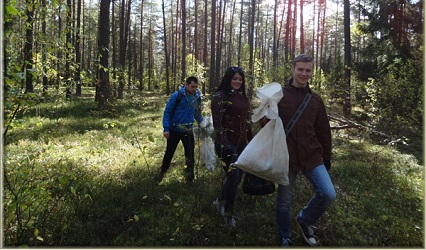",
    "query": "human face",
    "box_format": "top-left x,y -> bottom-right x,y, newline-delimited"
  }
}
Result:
230,73 -> 243,90
291,61 -> 313,88
186,82 -> 199,95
